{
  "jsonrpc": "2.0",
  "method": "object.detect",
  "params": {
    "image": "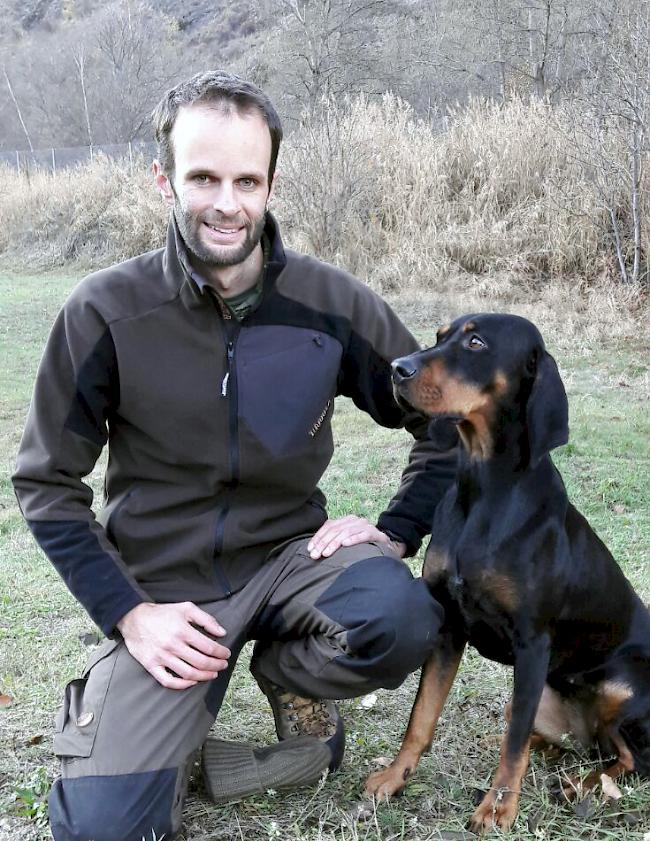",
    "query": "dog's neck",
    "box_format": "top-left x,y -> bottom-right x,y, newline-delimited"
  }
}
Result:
455,415 -> 546,503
